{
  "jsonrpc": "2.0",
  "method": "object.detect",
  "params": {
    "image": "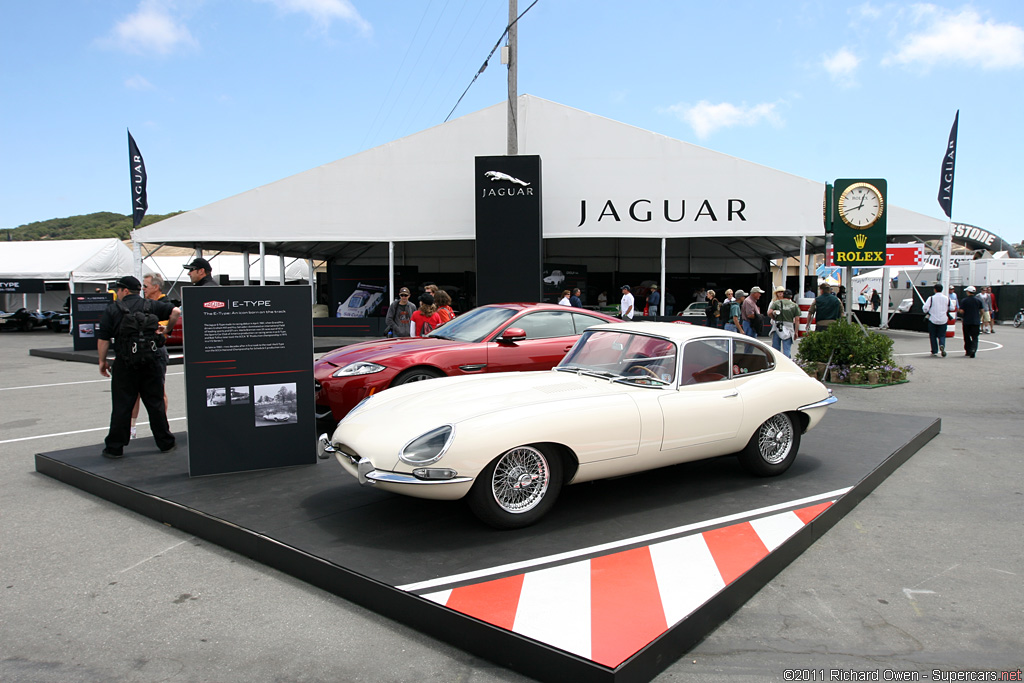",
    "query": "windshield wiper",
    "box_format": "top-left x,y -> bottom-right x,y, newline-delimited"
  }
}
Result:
612,375 -> 671,386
